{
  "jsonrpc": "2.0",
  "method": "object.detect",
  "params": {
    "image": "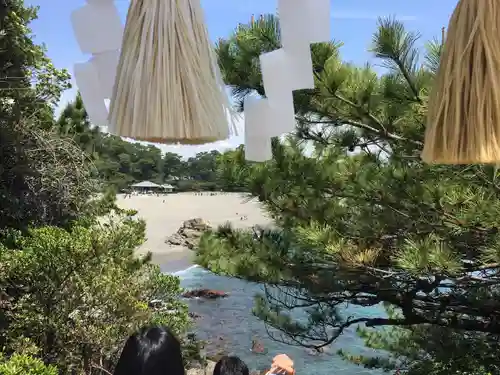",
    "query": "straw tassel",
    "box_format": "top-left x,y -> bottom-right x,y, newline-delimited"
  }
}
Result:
108,0 -> 234,145
422,0 -> 500,164
71,0 -> 235,144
